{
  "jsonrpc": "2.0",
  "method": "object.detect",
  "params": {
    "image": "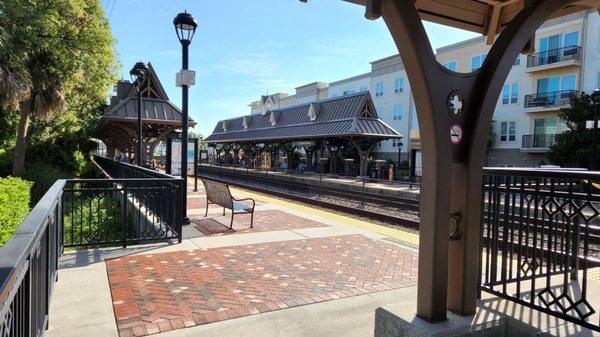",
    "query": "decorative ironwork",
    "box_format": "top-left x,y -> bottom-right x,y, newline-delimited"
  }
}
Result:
480,168 -> 600,331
